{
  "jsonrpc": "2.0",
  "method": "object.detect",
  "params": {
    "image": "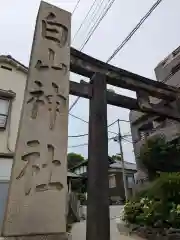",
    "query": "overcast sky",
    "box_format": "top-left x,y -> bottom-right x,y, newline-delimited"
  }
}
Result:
1,0 -> 180,163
